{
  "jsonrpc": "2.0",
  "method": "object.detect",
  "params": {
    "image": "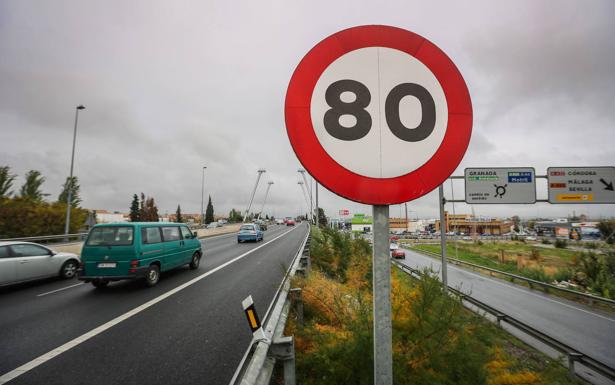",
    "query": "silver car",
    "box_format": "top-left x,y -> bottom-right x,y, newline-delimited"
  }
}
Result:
0,241 -> 80,286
